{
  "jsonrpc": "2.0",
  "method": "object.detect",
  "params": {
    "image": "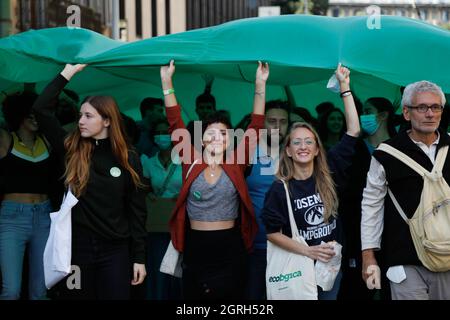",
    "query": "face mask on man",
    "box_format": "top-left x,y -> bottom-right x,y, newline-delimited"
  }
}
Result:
154,134 -> 172,150
360,114 -> 380,135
